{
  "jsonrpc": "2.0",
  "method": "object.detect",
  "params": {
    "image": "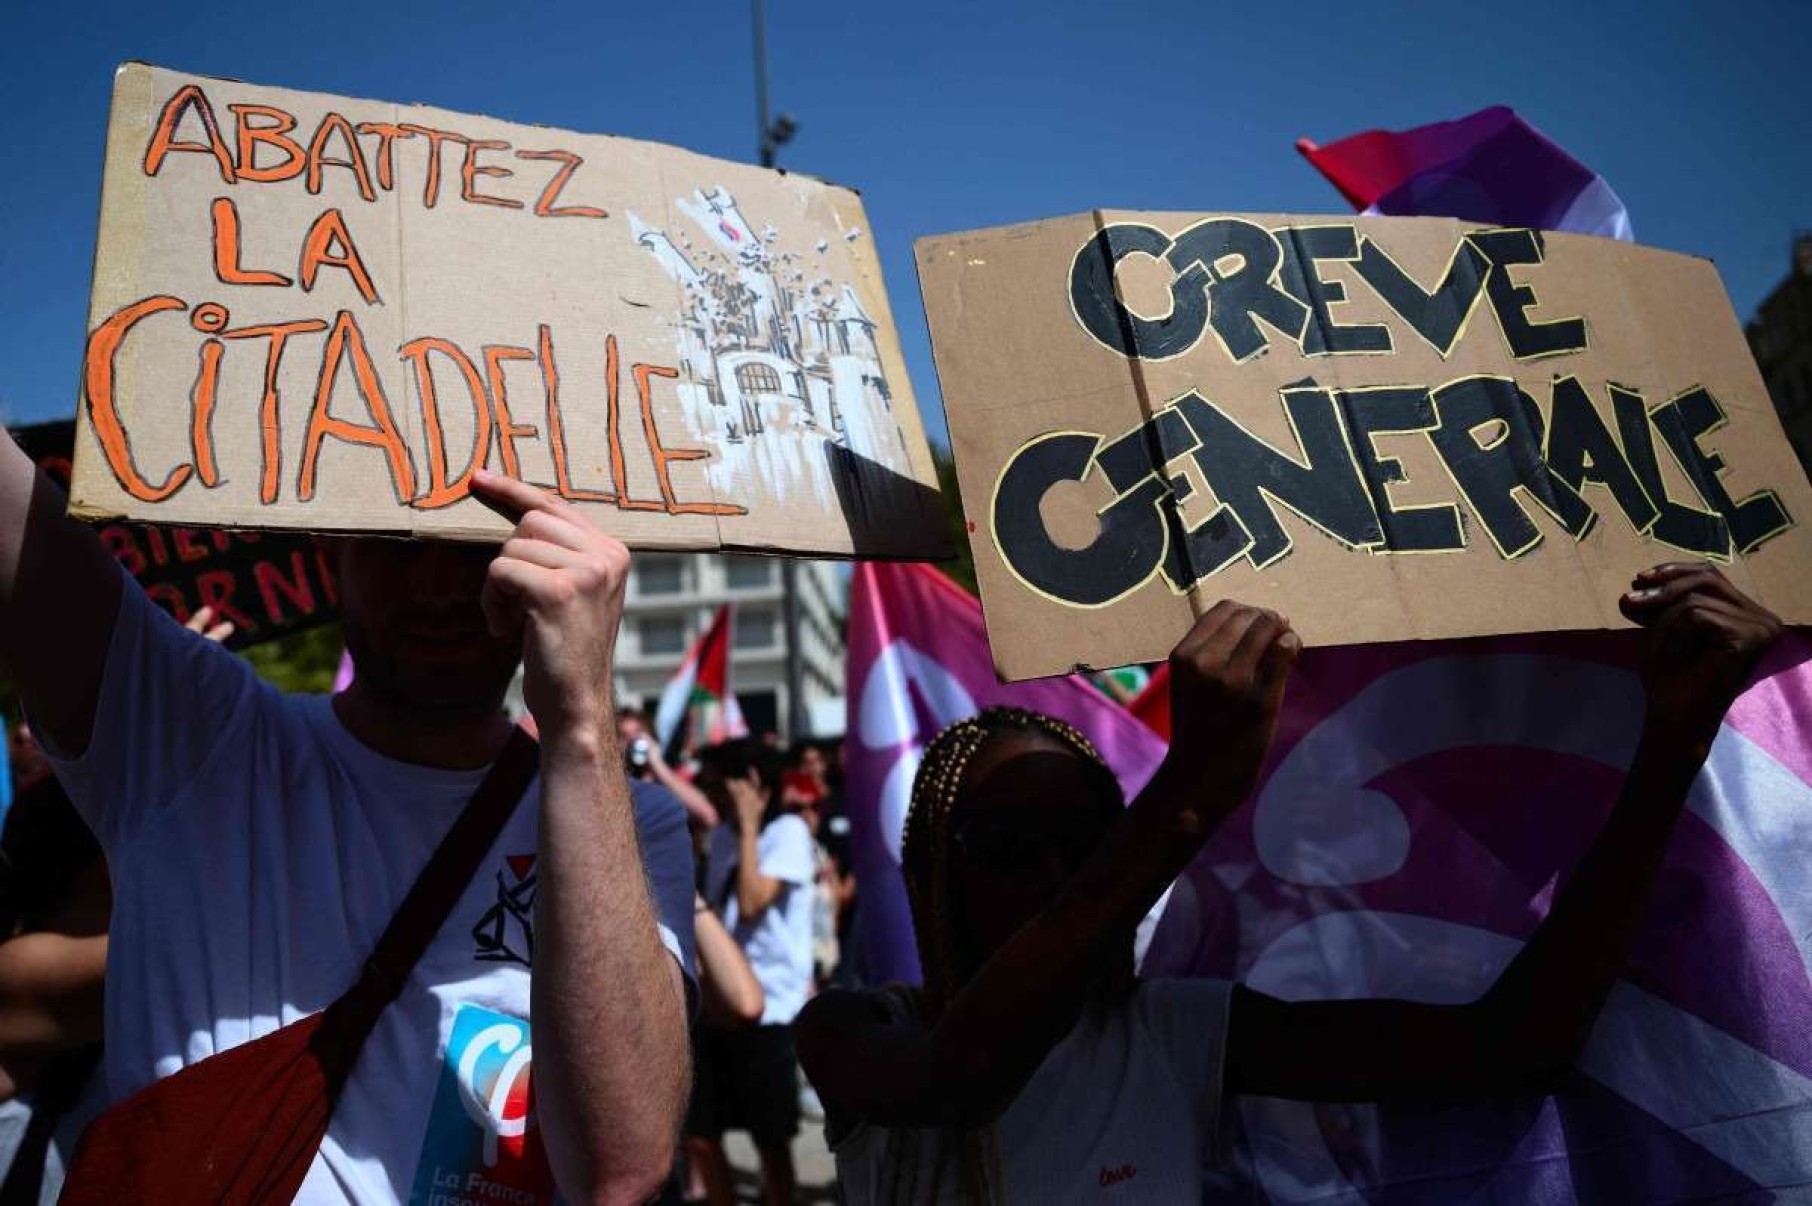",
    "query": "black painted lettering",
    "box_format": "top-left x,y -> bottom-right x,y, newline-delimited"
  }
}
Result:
1340,387 -> 1467,553
1545,376 -> 1659,534
1097,410 -> 1250,588
1468,229 -> 1588,359
1166,219 -> 1309,362
1173,386 -> 1382,567
1351,236 -> 1490,356
1276,226 -> 1391,356
1649,387 -> 1792,554
992,431 -> 1169,607
1069,224 -> 1205,360
1612,384 -> 1730,557
1428,376 -> 1595,558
